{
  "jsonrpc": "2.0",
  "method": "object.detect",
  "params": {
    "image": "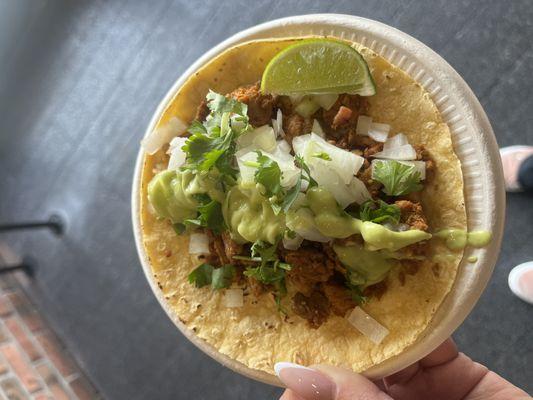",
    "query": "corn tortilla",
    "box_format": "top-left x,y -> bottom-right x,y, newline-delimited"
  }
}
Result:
139,38 -> 466,374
